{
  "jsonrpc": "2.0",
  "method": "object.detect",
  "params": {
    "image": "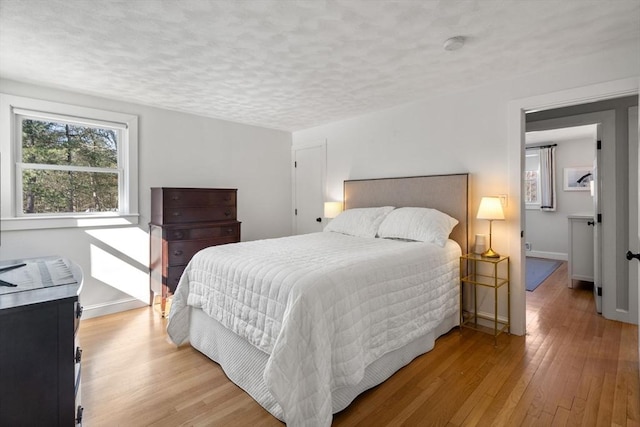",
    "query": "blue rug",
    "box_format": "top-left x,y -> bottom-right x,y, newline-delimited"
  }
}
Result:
526,258 -> 562,291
